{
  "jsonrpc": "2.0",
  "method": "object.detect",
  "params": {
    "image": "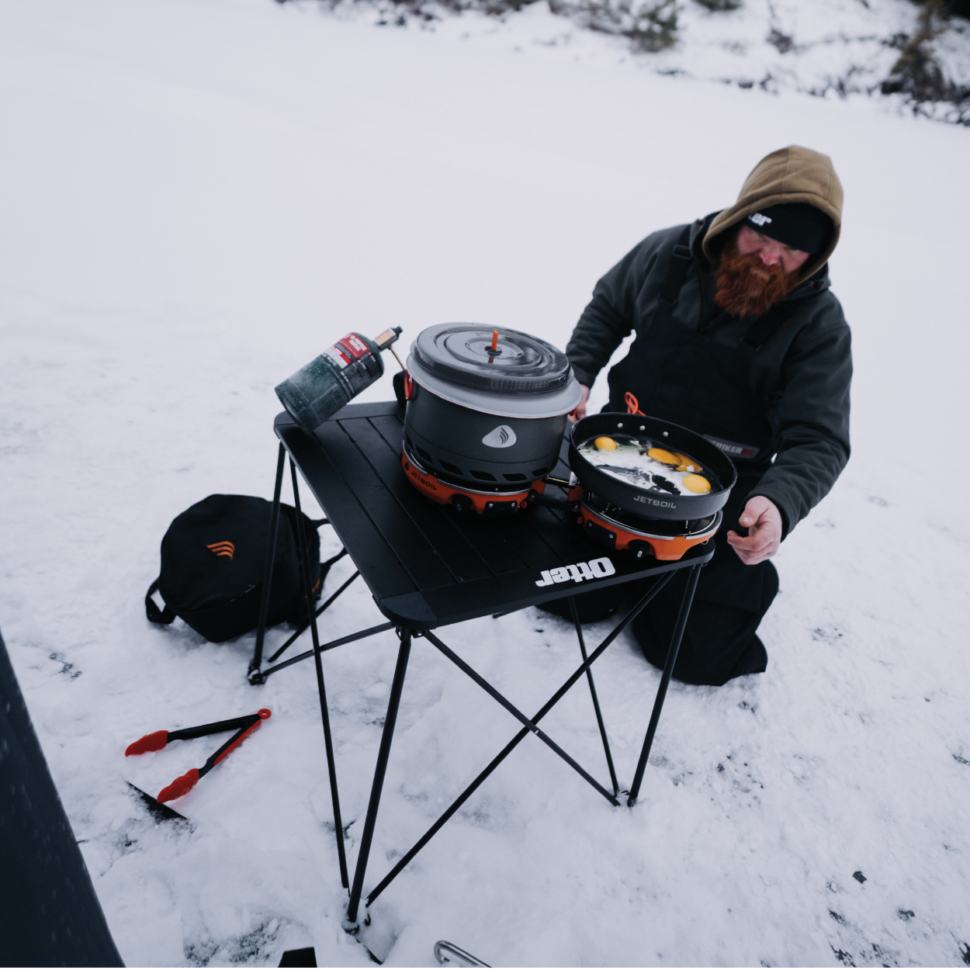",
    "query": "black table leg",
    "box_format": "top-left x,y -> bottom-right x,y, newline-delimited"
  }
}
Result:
259,621 -> 395,681
568,597 -> 619,795
424,631 -> 619,806
347,629 -> 412,925
290,459 -> 350,889
266,556 -> 355,665
627,563 -> 703,807
249,443 -> 286,681
363,573 -> 676,911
